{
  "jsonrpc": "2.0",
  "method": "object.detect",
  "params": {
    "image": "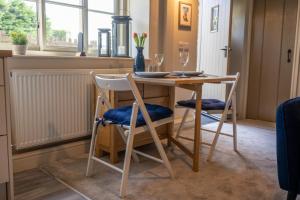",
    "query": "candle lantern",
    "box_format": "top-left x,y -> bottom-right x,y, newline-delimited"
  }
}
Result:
98,28 -> 111,57
111,16 -> 132,57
